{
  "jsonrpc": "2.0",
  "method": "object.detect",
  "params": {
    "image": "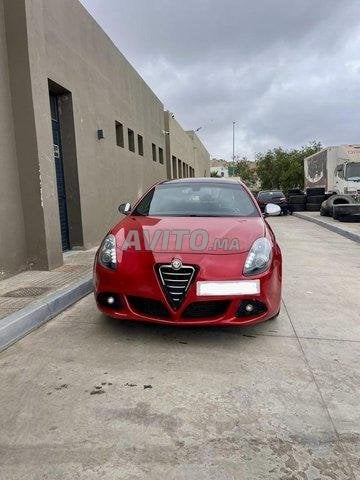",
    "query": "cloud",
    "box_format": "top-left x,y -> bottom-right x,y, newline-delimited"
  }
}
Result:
80,0 -> 360,159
